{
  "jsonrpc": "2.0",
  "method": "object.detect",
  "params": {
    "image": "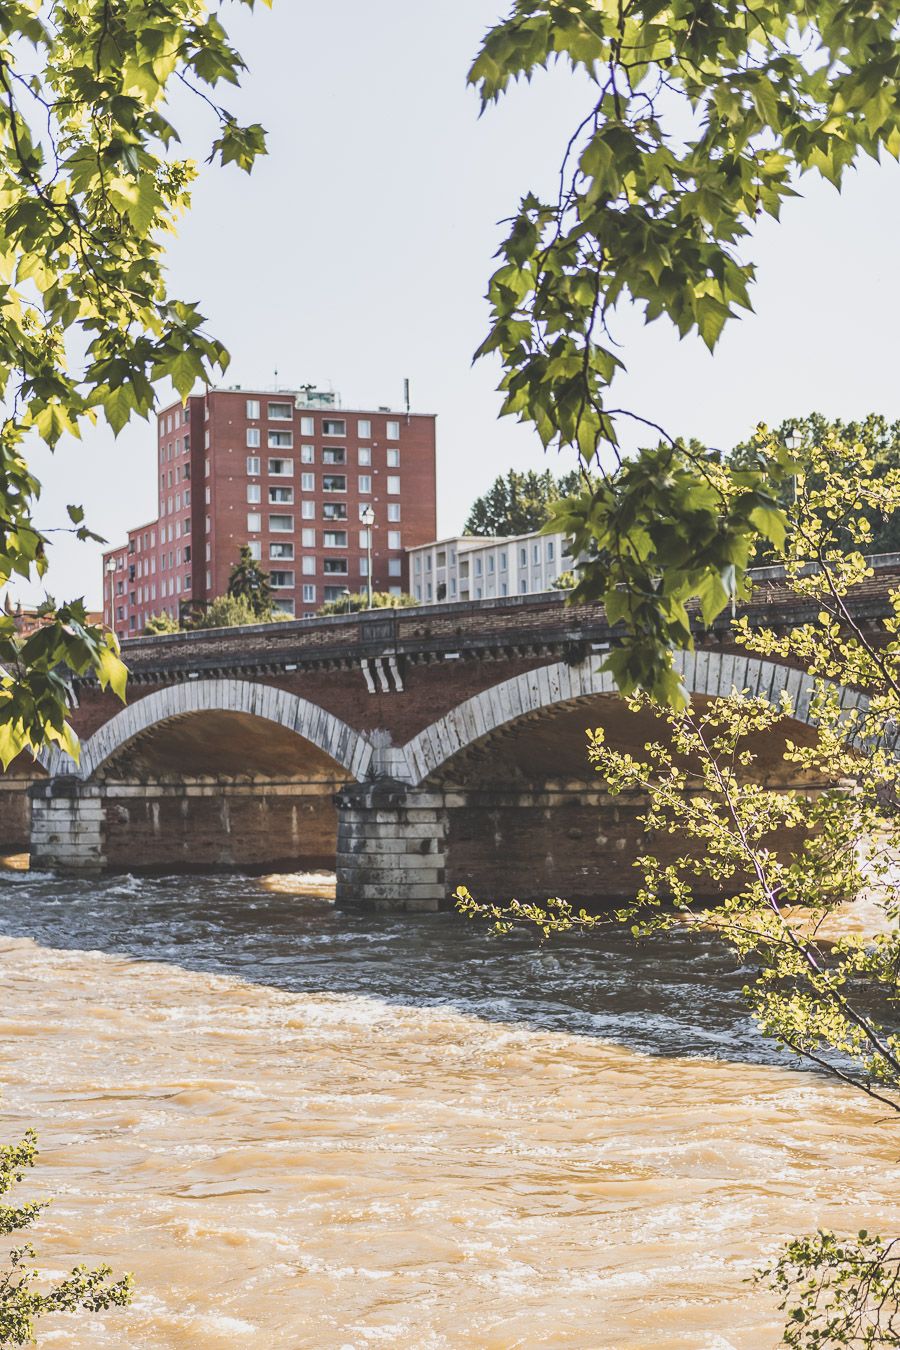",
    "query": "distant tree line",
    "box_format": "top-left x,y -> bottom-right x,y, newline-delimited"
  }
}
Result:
464,416 -> 900,558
